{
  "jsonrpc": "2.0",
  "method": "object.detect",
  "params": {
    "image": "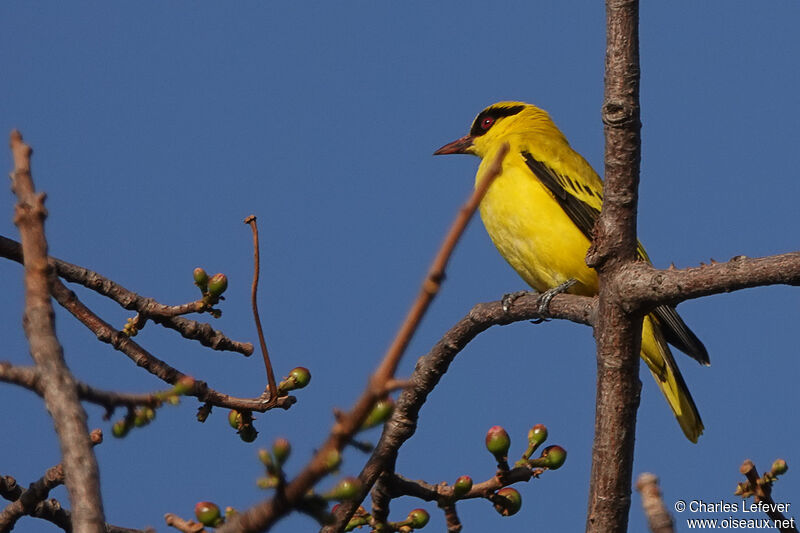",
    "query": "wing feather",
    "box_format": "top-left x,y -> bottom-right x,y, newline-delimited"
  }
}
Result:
522,151 -> 709,365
